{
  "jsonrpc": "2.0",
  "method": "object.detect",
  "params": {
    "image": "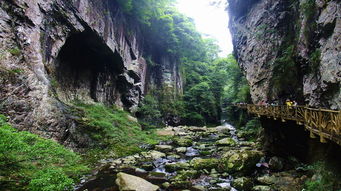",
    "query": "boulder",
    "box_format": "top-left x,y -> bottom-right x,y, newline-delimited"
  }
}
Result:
175,147 -> 187,153
165,162 -> 190,172
141,150 -> 166,160
221,150 -> 263,174
115,172 -> 159,191
252,185 -> 272,191
216,138 -> 237,146
191,158 -> 219,170
173,137 -> 193,147
155,145 -> 173,152
268,156 -> 284,171
232,177 -> 253,191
